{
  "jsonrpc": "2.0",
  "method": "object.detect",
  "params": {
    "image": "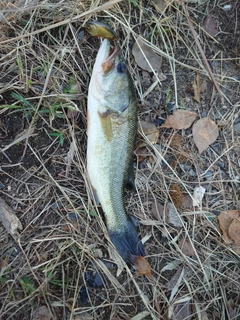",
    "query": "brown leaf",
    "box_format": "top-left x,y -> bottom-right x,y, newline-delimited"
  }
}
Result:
138,120 -> 159,145
0,259 -> 7,270
228,218 -> 240,248
203,15 -> 218,37
192,73 -> 201,103
161,110 -> 197,130
192,116 -> 219,154
218,210 -> 239,245
132,256 -> 152,277
135,147 -> 149,163
169,185 -> 185,210
170,133 -> 183,148
178,239 -> 195,257
132,37 -> 162,73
